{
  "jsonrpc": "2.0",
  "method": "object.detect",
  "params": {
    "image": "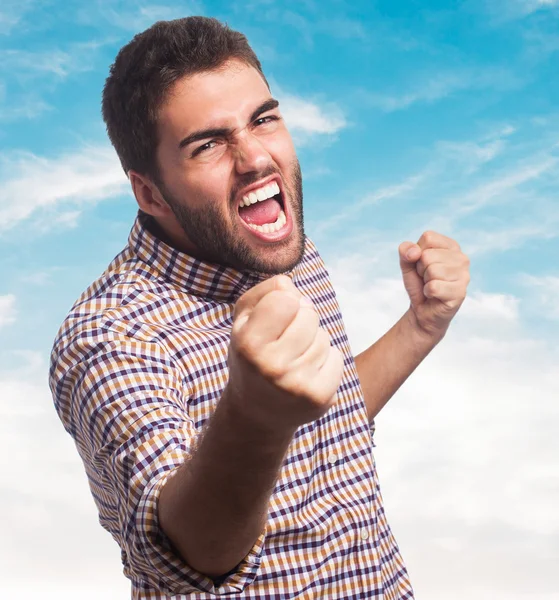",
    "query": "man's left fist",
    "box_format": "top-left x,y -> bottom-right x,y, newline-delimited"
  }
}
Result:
399,231 -> 470,340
